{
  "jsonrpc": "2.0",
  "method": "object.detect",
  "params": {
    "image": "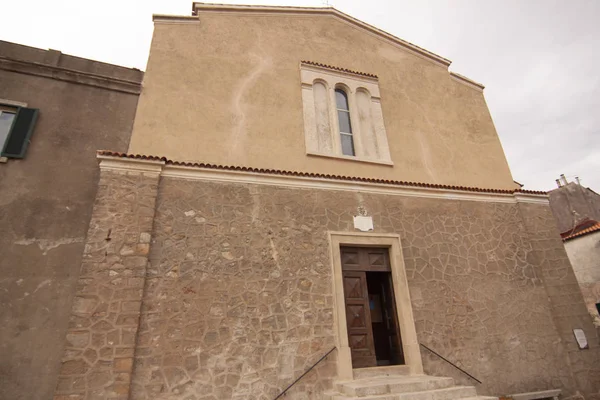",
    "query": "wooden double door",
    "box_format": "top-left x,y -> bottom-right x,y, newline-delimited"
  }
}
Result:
342,247 -> 405,368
